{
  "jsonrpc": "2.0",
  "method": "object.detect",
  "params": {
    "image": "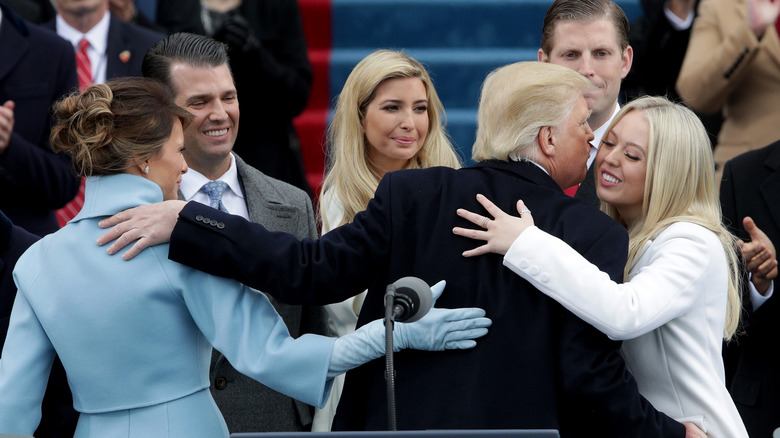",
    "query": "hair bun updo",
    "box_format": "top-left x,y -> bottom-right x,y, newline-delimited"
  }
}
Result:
50,84 -> 117,177
50,77 -> 191,178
